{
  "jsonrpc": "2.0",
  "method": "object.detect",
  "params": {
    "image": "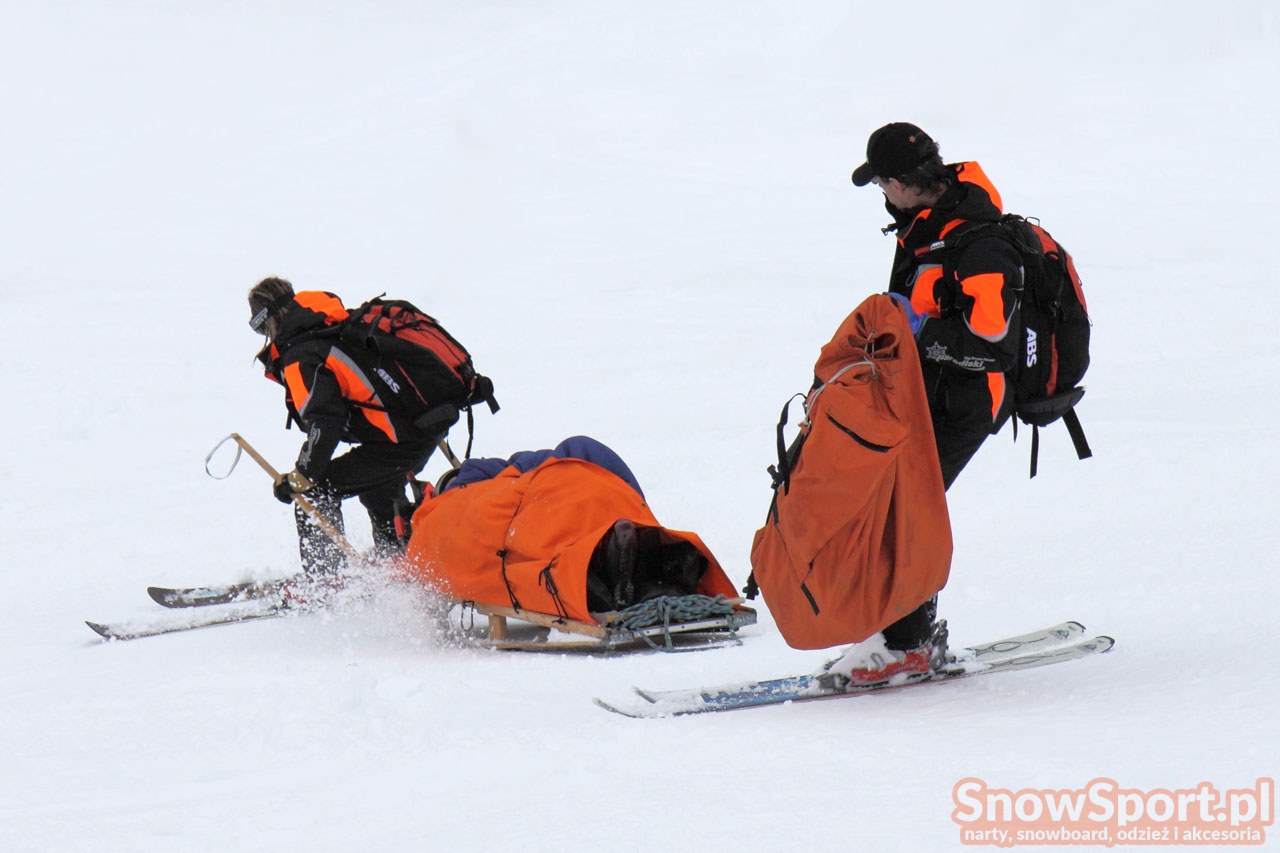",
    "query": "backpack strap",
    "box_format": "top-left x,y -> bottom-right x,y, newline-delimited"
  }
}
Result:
462,374 -> 500,460
1028,422 -> 1038,479
1027,412 -> 1091,478
413,403 -> 460,434
1062,408 -> 1092,462
915,218 -> 1016,259
767,393 -> 807,494
911,219 -> 1025,315
1016,388 -> 1092,477
470,374 -> 500,415
465,405 -> 475,459
748,395 -> 799,603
